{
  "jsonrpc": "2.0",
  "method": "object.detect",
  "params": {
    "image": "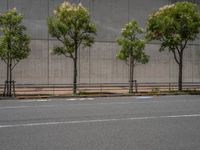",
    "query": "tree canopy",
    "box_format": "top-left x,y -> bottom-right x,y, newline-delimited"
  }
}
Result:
117,20 -> 149,64
0,8 -> 30,66
48,1 -> 96,58
146,2 -> 200,53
